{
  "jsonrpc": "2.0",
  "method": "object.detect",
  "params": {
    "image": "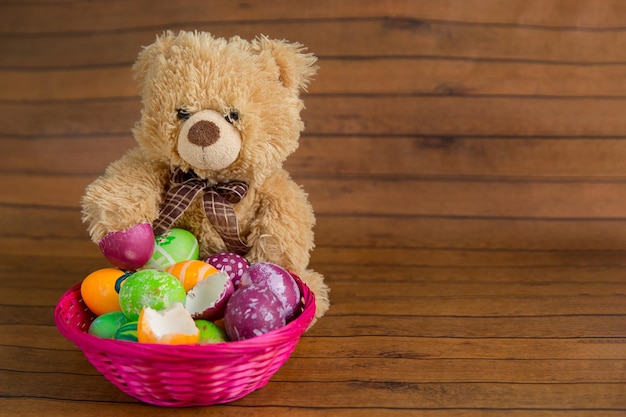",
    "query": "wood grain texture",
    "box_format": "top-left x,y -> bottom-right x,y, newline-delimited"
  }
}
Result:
1,0 -> 625,416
